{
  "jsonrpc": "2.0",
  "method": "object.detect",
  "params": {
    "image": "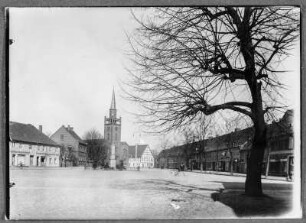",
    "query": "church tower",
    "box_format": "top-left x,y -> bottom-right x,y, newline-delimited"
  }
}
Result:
104,89 -> 121,145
